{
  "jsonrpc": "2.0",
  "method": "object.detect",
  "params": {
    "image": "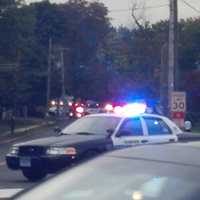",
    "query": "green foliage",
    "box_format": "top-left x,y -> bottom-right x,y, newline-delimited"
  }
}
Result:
96,18 -> 200,103
0,0 -> 200,116
0,0 -> 110,113
179,18 -> 200,71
